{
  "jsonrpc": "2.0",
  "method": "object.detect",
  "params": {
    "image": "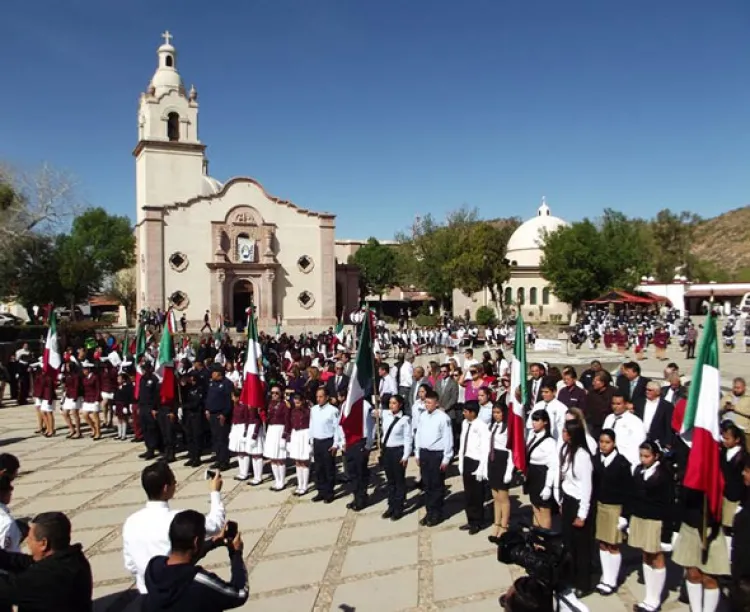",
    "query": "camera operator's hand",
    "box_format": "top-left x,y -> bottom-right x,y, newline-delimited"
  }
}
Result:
227,531 -> 244,554
209,470 -> 223,493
